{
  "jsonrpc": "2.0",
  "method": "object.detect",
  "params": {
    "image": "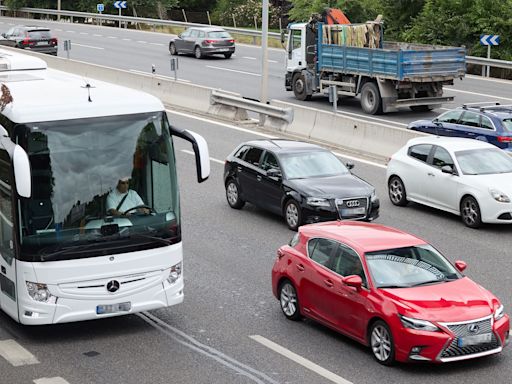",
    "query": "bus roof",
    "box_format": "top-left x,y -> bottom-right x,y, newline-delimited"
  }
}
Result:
0,49 -> 164,124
